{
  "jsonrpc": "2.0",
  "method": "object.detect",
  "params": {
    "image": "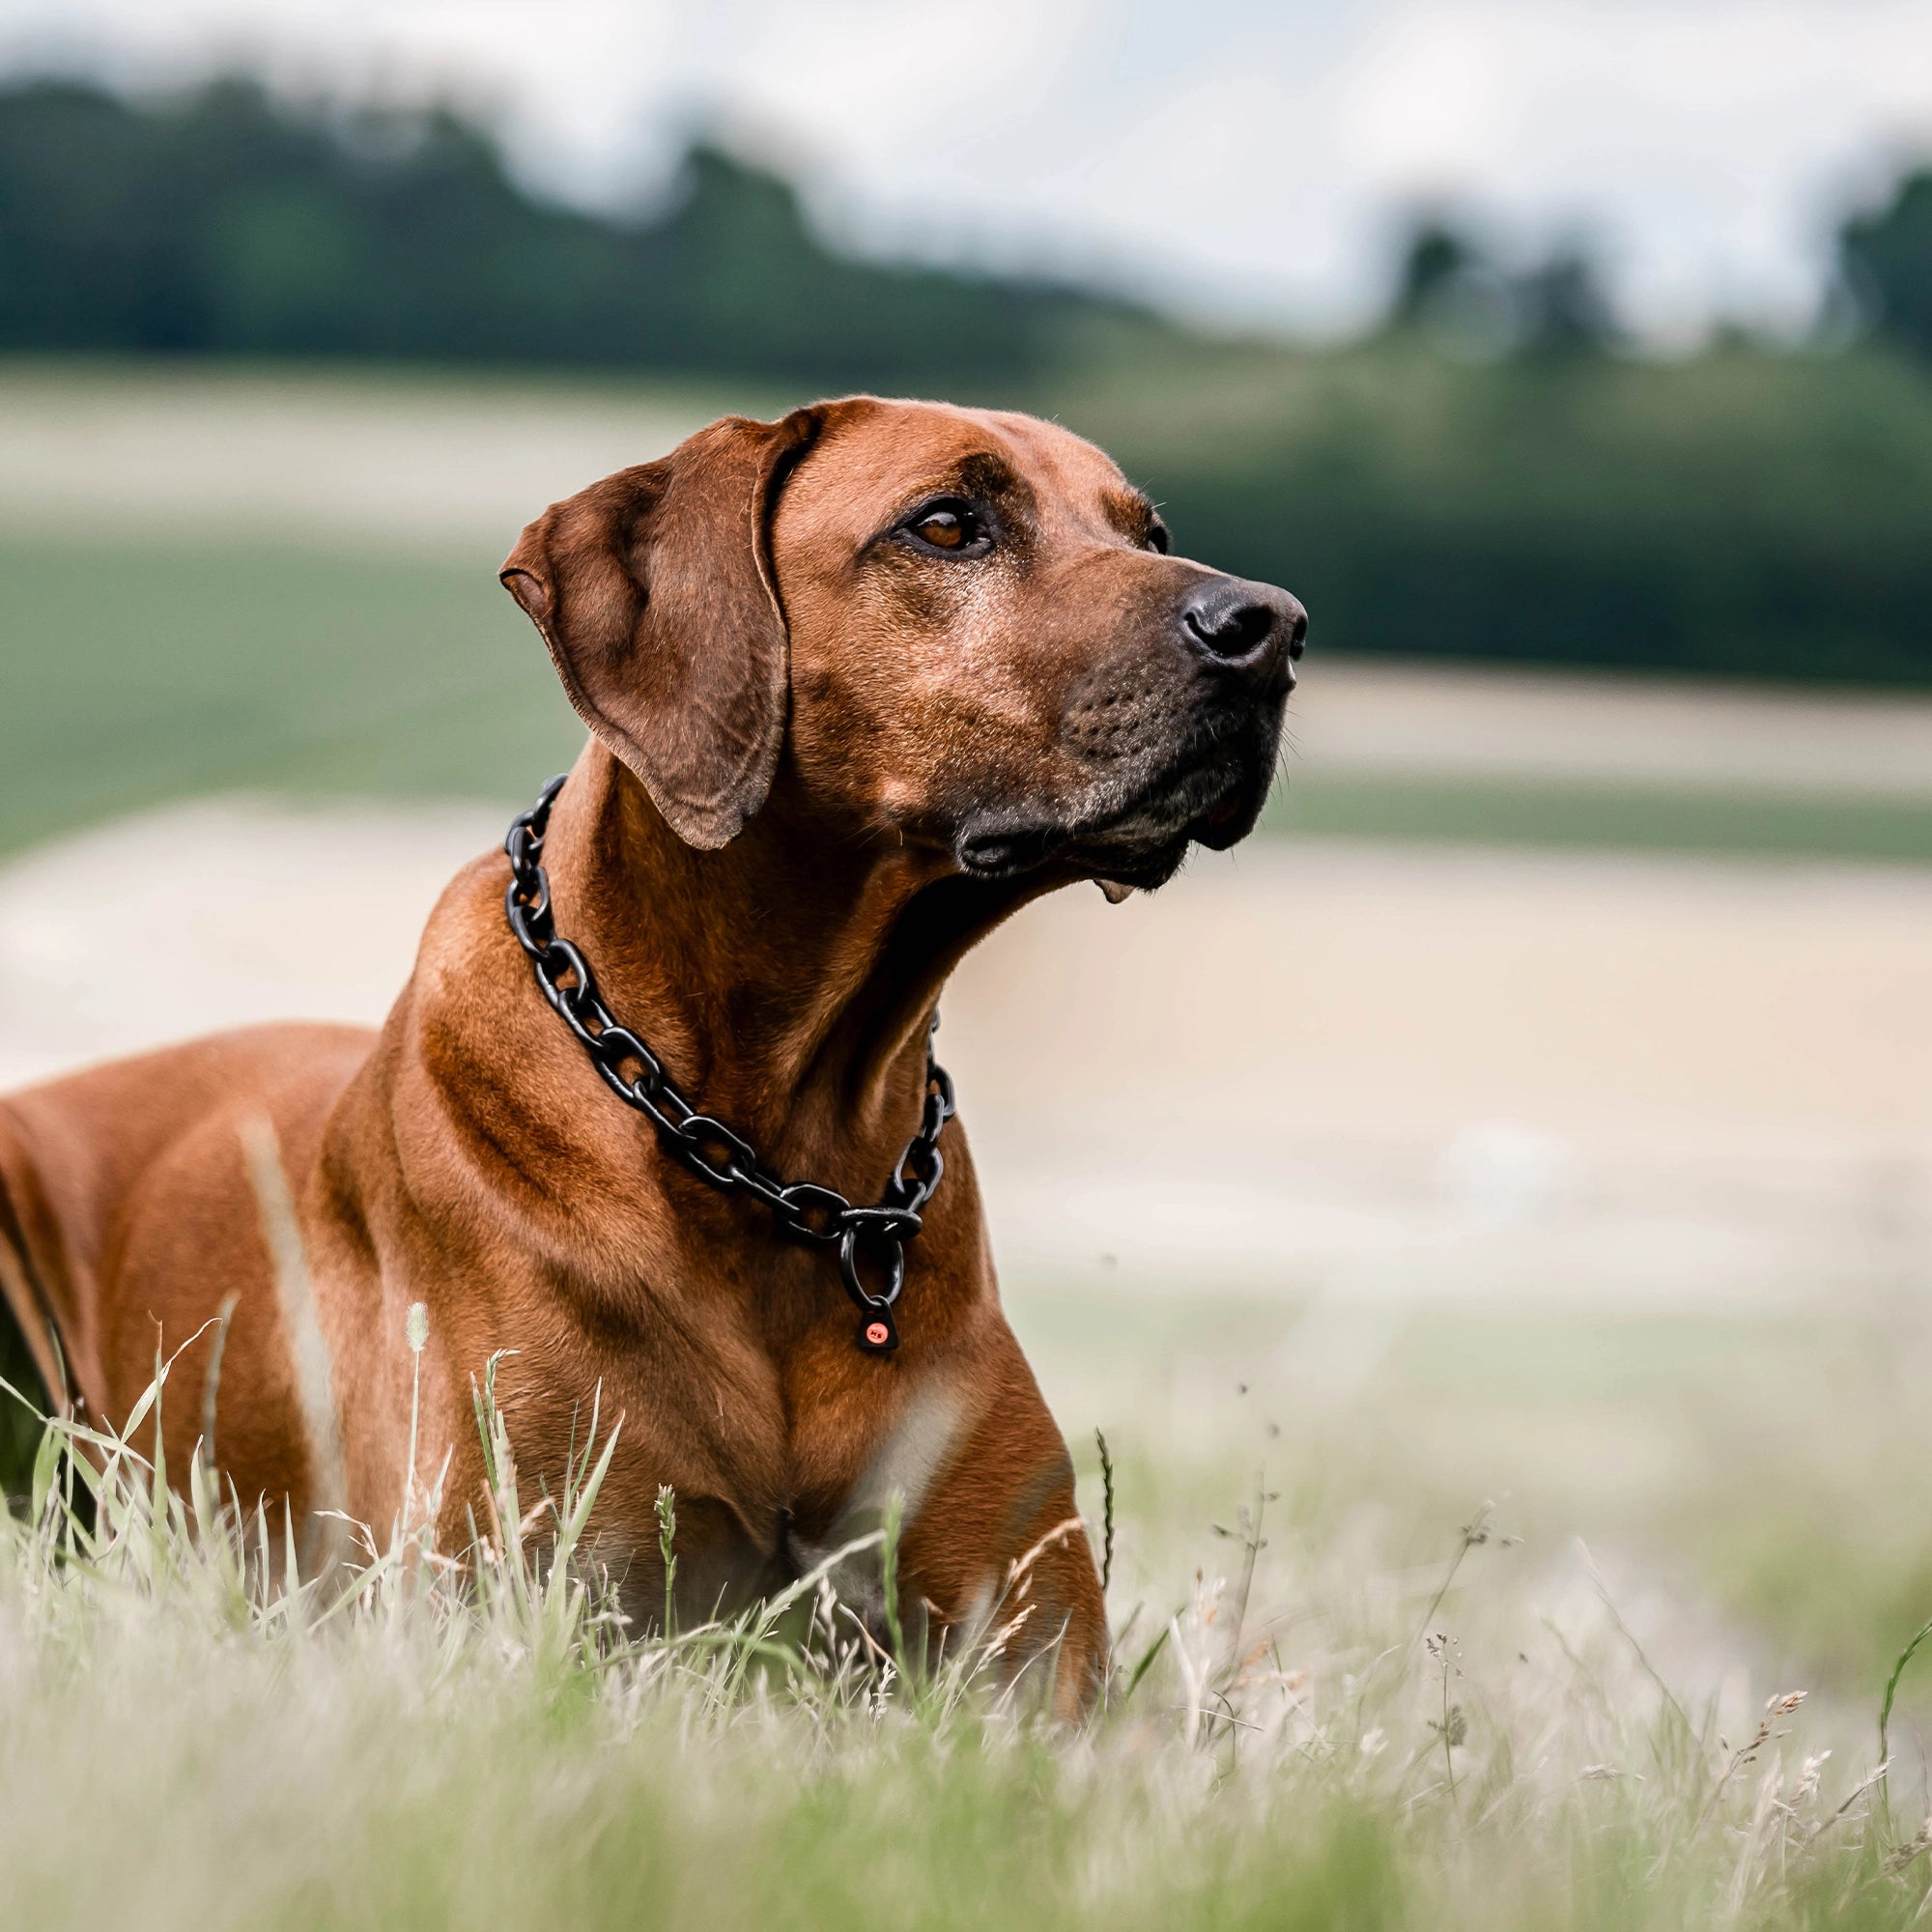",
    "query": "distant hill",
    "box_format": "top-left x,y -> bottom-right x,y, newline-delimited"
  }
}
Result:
0,77 -> 1172,389
6,73 -> 1932,688
1066,340 -> 1932,687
